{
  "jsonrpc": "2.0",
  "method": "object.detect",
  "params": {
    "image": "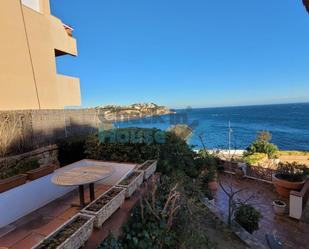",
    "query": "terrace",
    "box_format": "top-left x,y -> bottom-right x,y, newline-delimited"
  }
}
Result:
0,129 -> 309,249
0,159 -> 157,249
214,173 -> 309,249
